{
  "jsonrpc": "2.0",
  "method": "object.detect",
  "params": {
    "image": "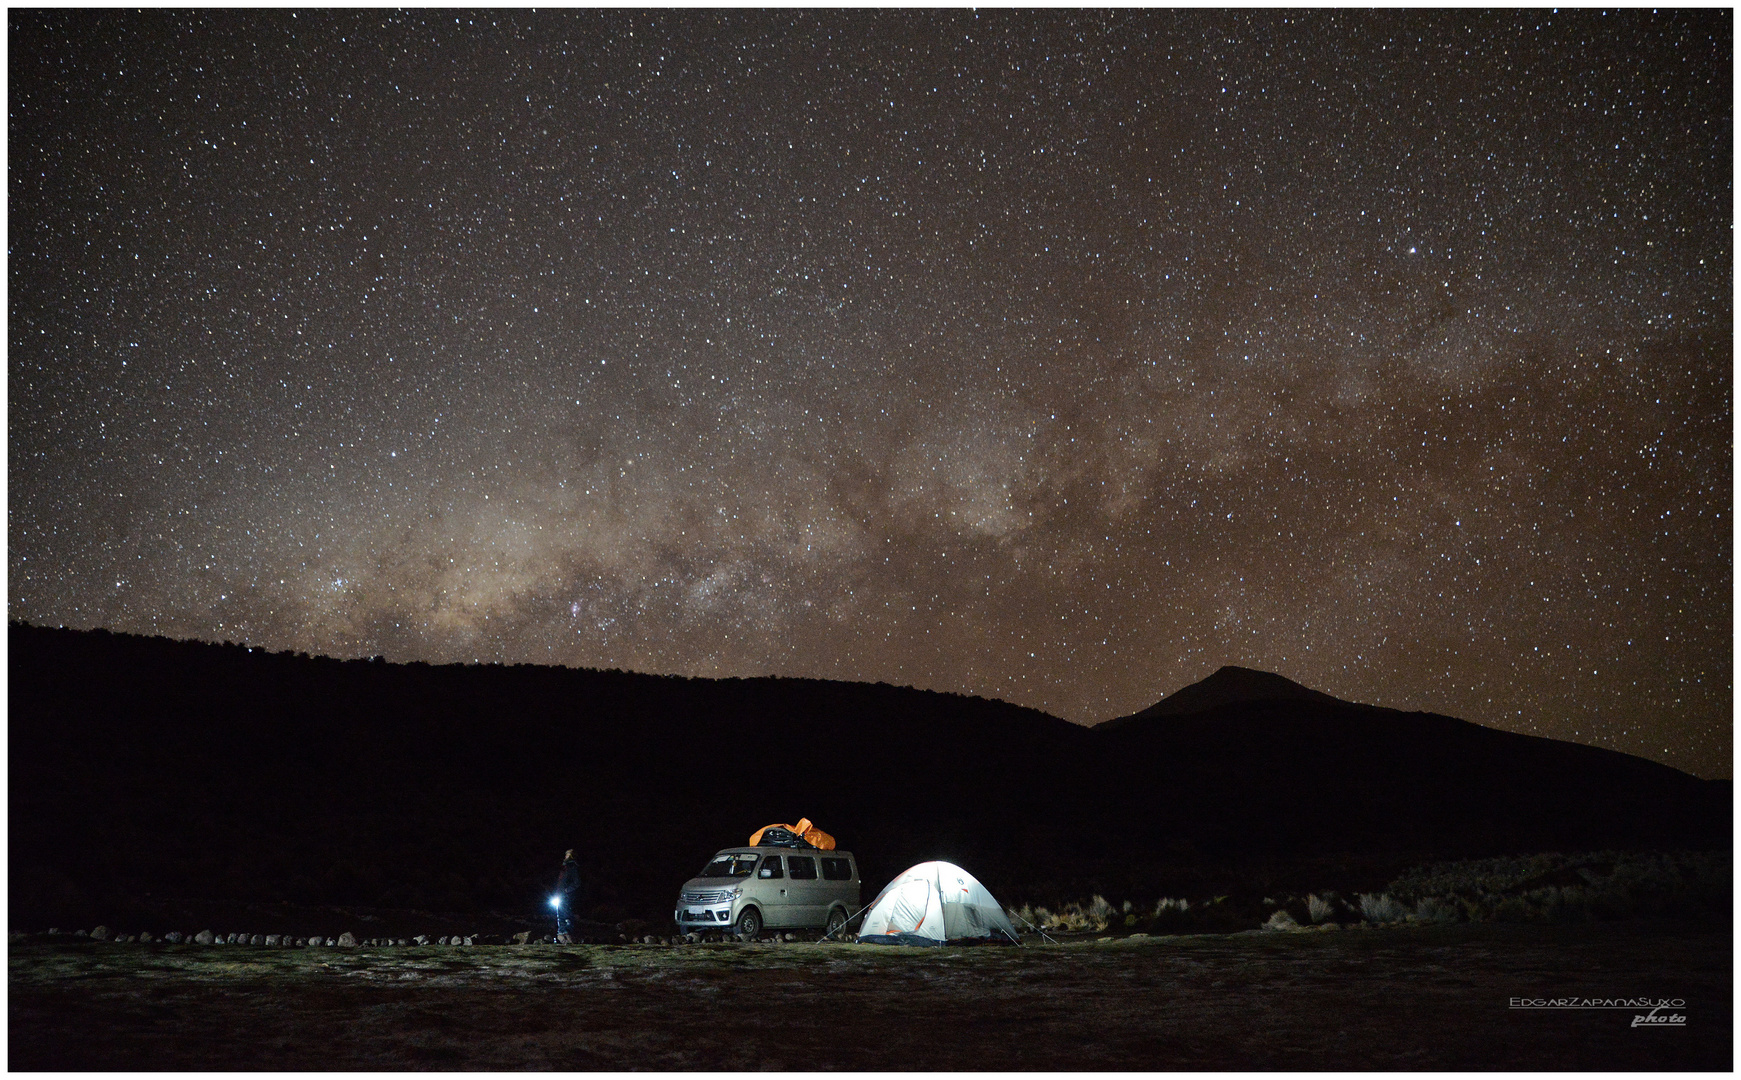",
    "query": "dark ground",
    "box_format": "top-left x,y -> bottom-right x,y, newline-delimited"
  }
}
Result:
10,921 -> 1729,1070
